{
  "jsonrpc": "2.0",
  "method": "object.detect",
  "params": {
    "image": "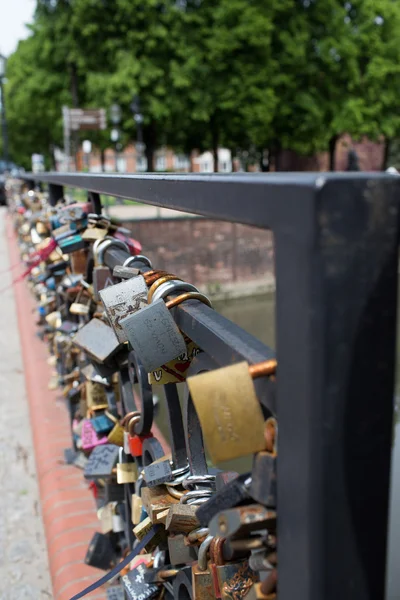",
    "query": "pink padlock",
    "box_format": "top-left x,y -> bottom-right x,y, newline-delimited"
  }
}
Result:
81,419 -> 108,451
